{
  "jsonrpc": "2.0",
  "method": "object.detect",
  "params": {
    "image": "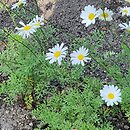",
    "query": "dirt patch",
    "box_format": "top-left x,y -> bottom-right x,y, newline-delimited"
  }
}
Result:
38,0 -> 57,19
0,101 -> 36,130
49,0 -> 126,37
49,0 -> 102,37
2,0 -> 16,5
2,0 -> 57,20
